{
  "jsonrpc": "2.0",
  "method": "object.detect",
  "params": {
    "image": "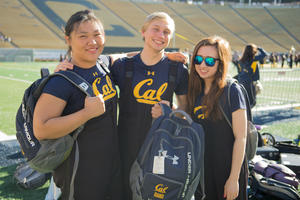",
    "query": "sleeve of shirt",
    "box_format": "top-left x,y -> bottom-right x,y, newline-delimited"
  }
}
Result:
42,76 -> 74,102
254,47 -> 267,62
175,63 -> 188,95
230,83 -> 247,113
